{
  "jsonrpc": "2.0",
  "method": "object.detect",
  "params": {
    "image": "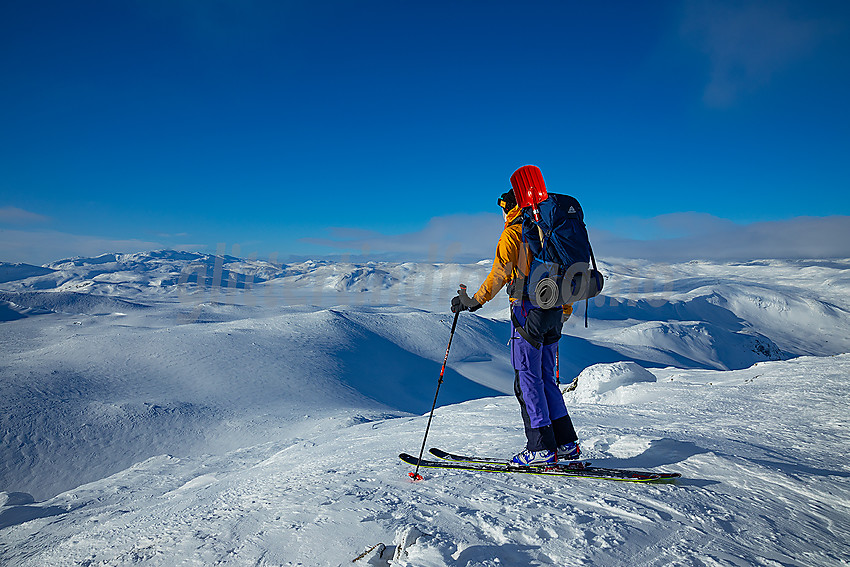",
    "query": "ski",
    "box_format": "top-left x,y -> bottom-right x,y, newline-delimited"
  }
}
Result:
397,449 -> 680,483
430,447 -> 590,467
429,447 -> 681,481
430,447 -> 516,465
